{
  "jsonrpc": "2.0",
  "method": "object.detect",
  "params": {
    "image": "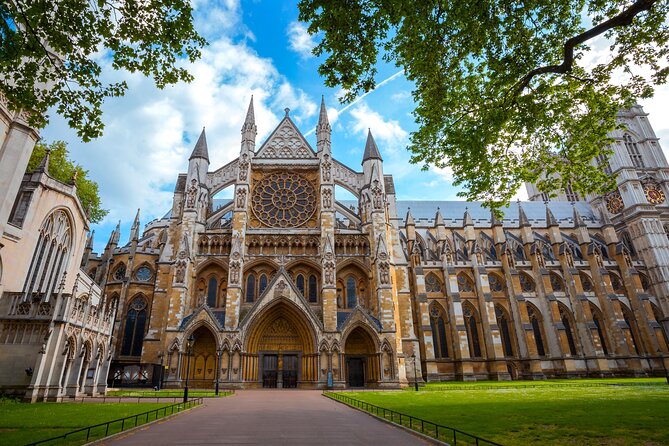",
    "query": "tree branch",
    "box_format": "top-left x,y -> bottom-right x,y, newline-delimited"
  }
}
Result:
515,0 -> 659,94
